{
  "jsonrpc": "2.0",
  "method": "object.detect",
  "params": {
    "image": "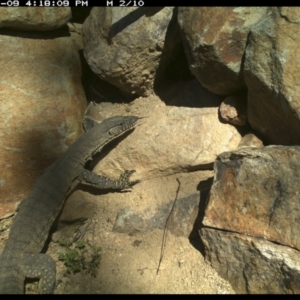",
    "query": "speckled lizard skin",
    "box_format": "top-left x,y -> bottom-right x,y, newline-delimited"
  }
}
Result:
0,116 -> 140,294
